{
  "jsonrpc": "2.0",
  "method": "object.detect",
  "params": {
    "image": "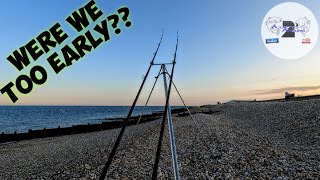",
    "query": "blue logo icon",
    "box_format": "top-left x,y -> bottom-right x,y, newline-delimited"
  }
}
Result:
266,38 -> 279,44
